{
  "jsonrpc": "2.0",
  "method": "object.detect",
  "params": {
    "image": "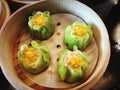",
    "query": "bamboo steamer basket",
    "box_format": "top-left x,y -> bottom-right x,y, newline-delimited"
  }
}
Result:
0,0 -> 110,90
